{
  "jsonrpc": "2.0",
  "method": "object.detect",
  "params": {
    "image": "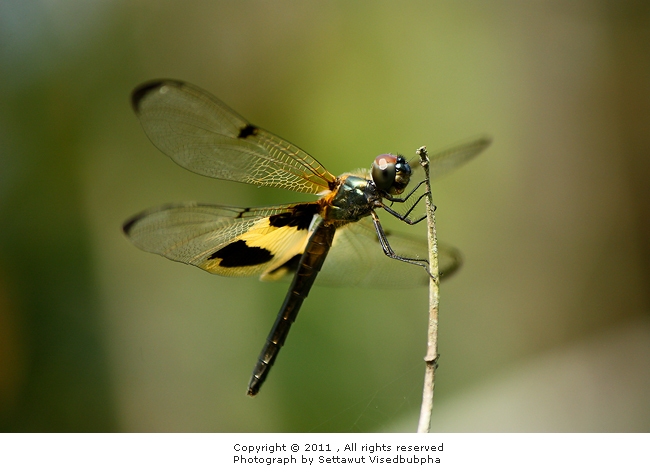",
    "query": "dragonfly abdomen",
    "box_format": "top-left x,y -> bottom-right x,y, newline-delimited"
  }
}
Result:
247,223 -> 336,396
